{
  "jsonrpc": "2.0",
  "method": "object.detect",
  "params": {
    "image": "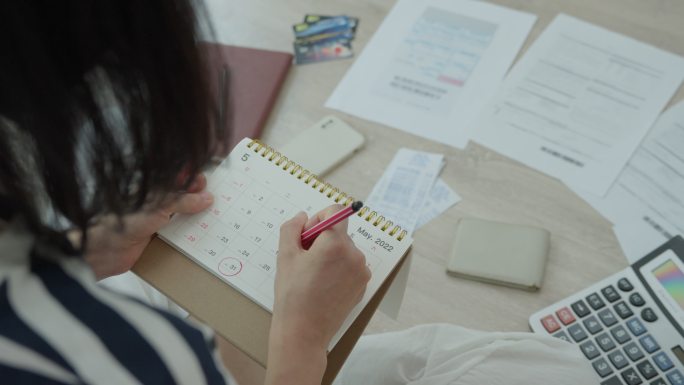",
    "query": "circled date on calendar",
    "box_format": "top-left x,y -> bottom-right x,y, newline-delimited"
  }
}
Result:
218,257 -> 243,277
